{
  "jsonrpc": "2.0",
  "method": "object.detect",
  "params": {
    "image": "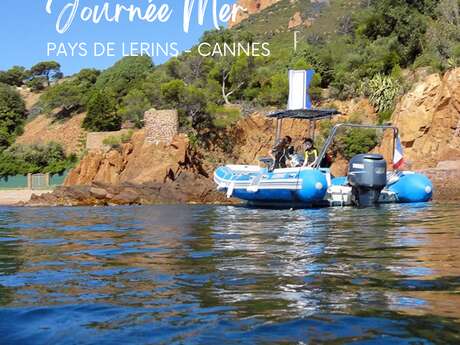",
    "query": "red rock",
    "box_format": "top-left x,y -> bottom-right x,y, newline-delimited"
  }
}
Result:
382,68 -> 460,169
90,187 -> 108,199
229,0 -> 282,28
